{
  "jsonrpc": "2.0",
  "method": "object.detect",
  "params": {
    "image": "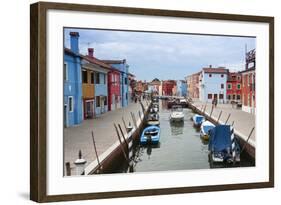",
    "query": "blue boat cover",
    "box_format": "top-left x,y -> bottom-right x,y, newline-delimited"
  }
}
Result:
209,125 -> 231,152
194,115 -> 204,124
203,126 -> 214,134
